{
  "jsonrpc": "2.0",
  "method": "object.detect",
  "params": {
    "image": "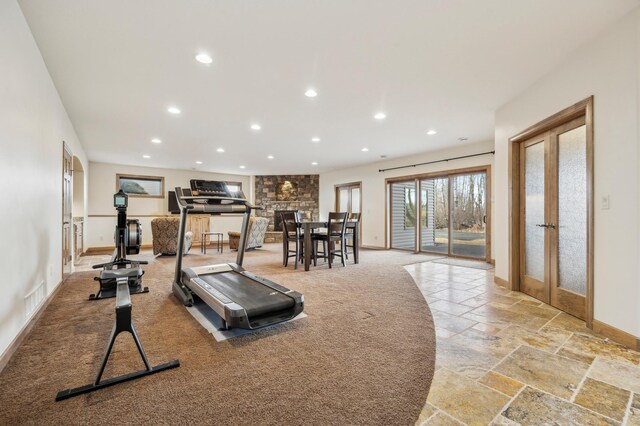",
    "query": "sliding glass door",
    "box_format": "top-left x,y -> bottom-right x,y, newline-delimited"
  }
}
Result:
420,177 -> 448,254
390,182 -> 417,250
389,168 -> 489,260
451,173 -> 487,258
